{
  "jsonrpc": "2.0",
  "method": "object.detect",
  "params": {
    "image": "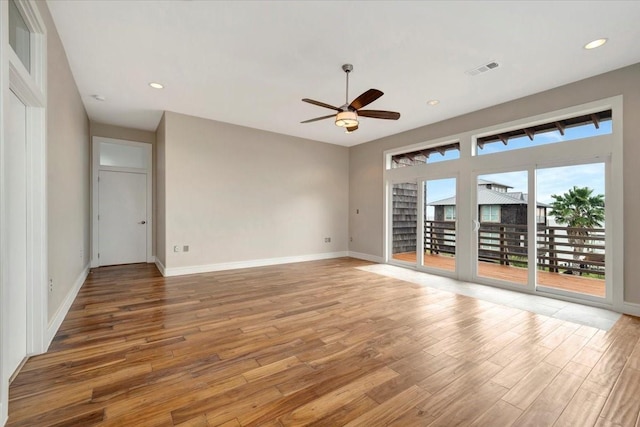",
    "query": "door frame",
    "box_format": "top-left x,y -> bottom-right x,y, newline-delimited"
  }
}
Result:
92,137 -> 153,267
417,174 -> 460,278
0,0 -> 47,423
